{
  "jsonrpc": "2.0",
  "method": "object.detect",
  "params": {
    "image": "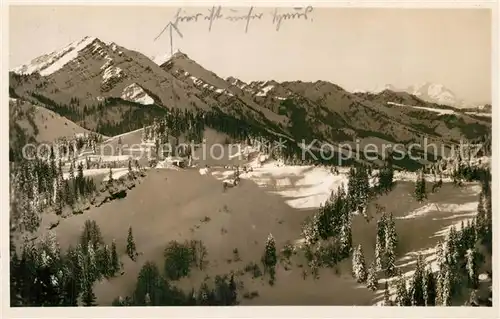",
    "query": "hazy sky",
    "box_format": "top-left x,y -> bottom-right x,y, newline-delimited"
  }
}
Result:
9,6 -> 492,103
